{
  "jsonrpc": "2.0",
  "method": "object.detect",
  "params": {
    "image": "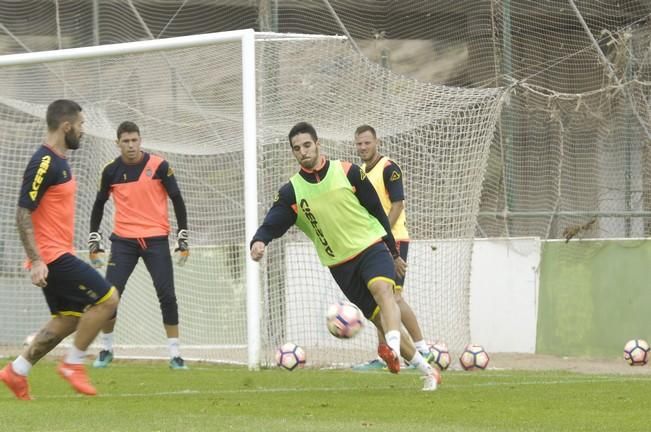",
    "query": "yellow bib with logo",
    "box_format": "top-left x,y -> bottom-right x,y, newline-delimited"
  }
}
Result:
362,156 -> 409,241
